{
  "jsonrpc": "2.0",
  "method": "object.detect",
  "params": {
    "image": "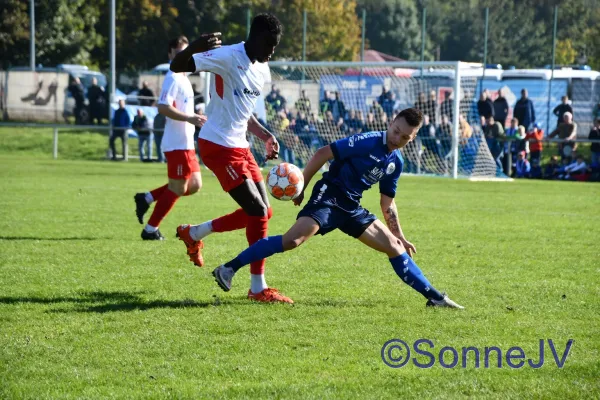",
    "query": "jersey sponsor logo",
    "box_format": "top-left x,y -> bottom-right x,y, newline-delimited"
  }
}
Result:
386,162 -> 396,175
243,88 -> 261,96
348,131 -> 382,147
369,154 -> 380,162
364,166 -> 385,183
